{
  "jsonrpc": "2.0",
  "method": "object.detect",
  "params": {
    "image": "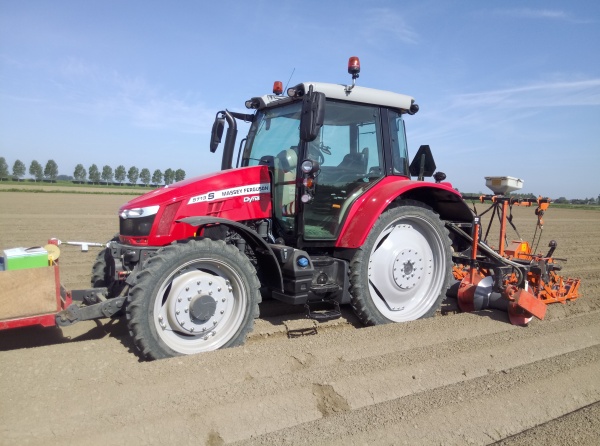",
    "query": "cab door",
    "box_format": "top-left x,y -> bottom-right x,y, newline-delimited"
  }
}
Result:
302,101 -> 385,240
